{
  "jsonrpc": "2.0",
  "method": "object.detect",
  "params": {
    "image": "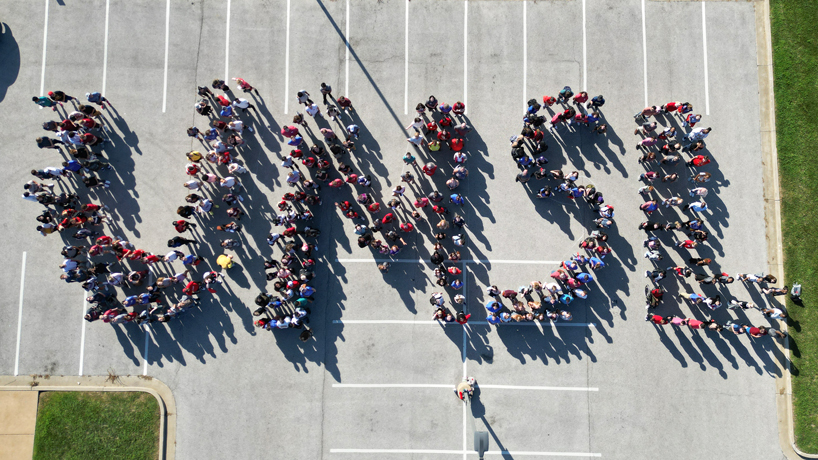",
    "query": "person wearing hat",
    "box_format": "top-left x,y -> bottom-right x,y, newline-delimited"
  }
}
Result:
217,254 -> 234,269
